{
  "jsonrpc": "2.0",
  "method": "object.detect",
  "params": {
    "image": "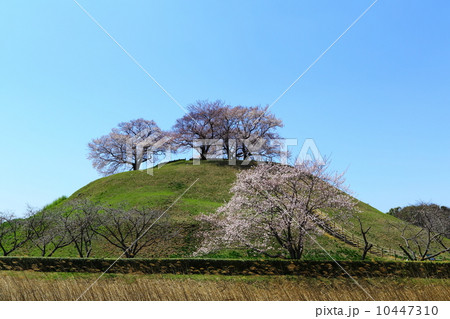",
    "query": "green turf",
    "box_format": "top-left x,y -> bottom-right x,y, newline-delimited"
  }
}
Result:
69,160 -> 239,218
18,159 -> 447,260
